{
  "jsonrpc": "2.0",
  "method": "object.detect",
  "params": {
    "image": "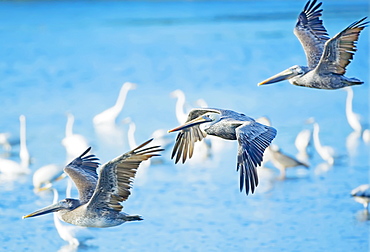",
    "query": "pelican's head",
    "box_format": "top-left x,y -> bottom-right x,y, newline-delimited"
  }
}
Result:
168,112 -> 221,132
258,65 -> 306,86
22,198 -> 80,219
